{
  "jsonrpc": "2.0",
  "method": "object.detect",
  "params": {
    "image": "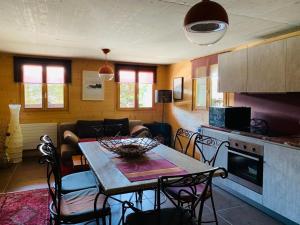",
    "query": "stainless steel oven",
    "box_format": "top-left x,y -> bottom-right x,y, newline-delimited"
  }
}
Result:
227,138 -> 264,194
